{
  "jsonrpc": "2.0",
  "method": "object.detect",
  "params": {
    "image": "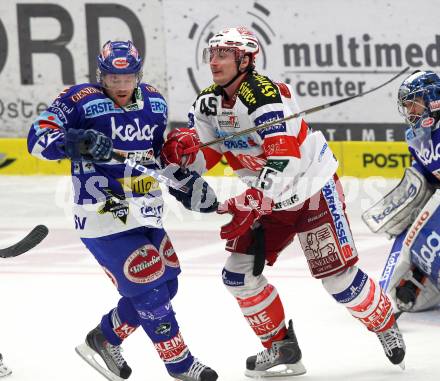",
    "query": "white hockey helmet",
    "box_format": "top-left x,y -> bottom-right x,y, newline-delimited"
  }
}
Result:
202,27 -> 260,68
